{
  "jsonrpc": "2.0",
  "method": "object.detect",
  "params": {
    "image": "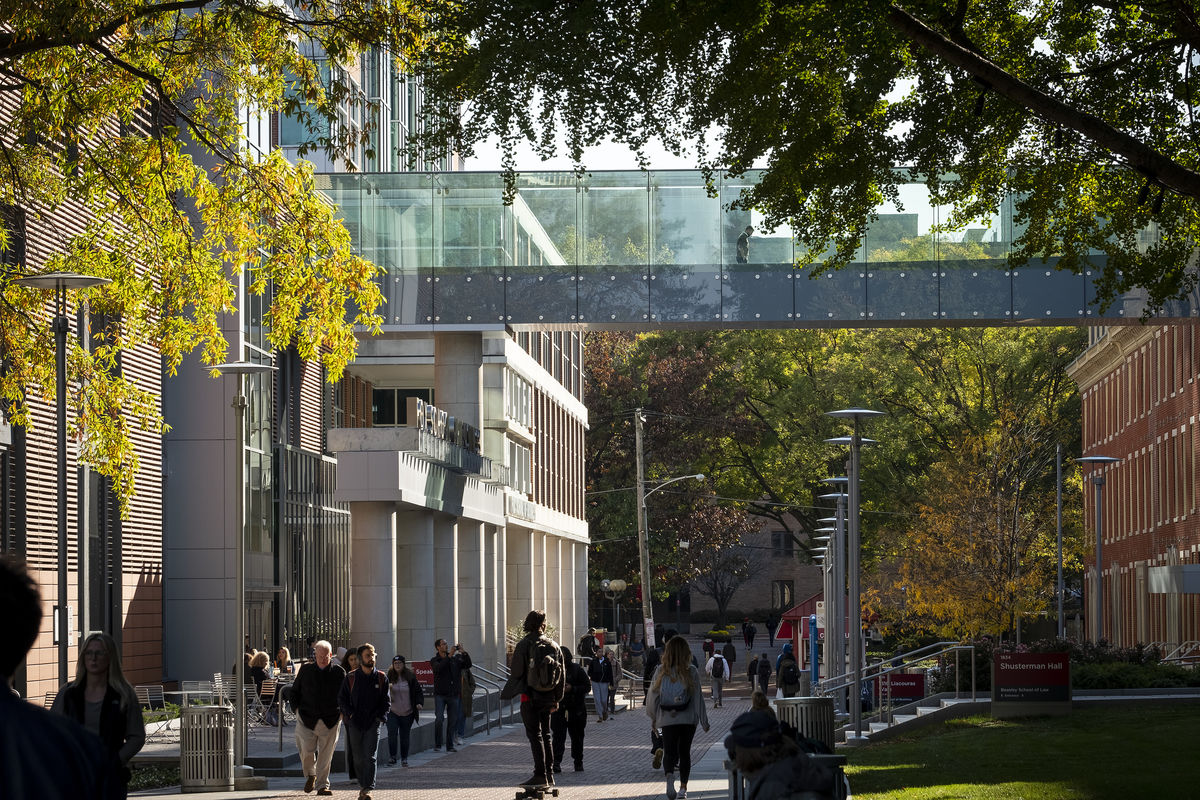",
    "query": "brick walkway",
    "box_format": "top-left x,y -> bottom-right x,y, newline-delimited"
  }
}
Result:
134,678 -> 763,800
